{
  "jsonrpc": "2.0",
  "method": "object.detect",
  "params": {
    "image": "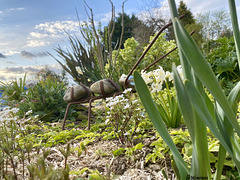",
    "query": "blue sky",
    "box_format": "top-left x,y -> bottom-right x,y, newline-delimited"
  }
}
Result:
0,0 -> 239,83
